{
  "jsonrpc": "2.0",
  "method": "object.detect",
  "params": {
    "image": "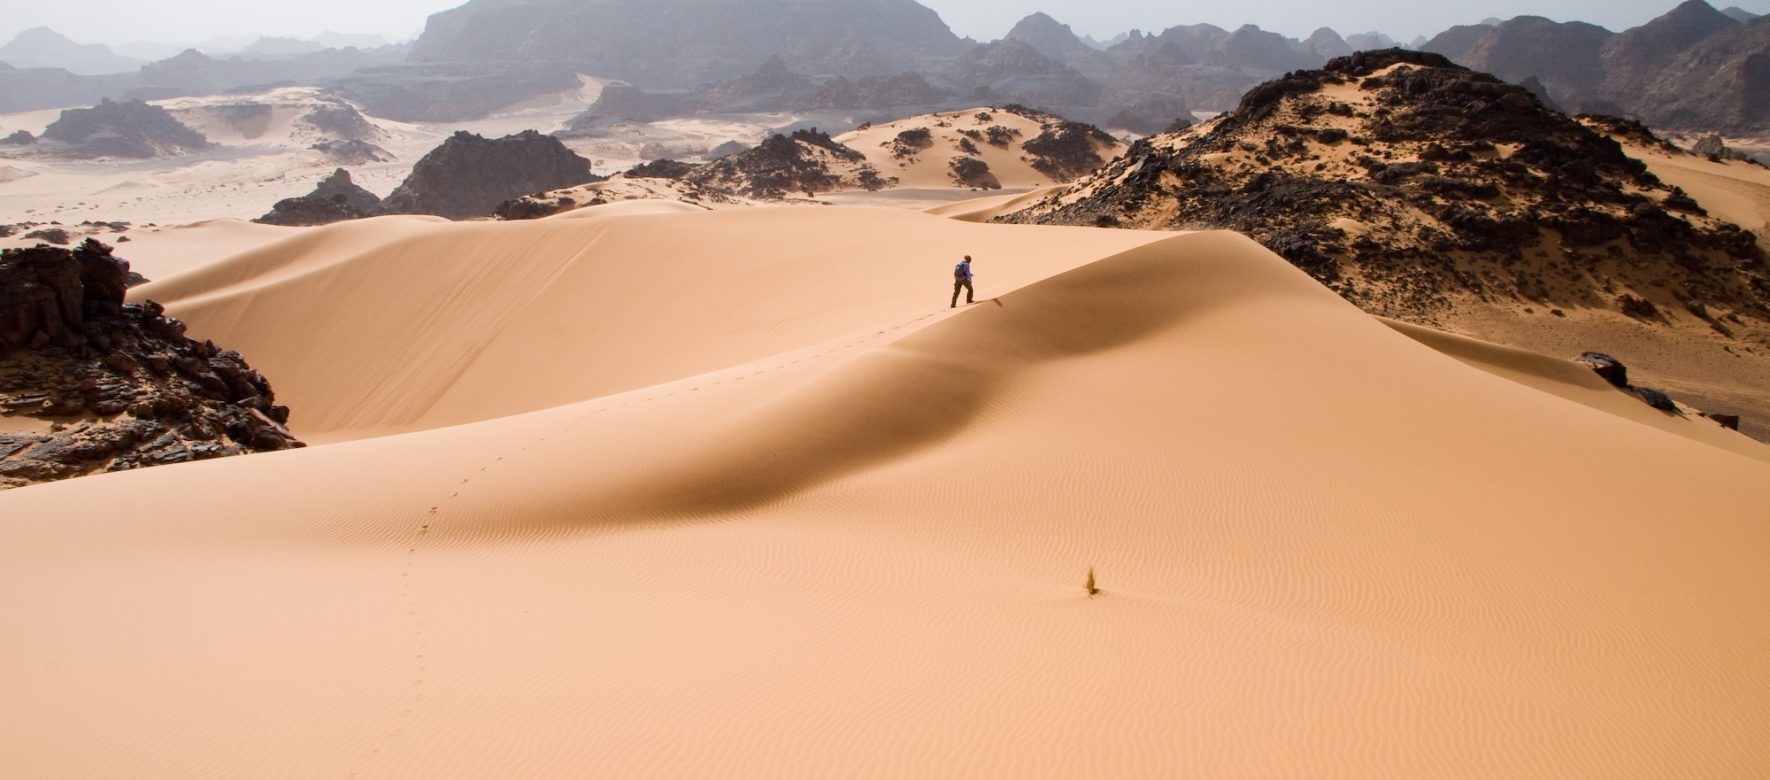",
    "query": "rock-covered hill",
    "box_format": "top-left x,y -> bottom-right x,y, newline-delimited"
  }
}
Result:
37,98 -> 210,159
381,130 -> 599,219
256,168 -> 384,226
1004,50 -> 1769,327
0,240 -> 301,490
569,107 -> 1124,210
836,106 -> 1125,190
509,107 -> 1125,217
552,129 -> 891,204
678,130 -> 890,198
